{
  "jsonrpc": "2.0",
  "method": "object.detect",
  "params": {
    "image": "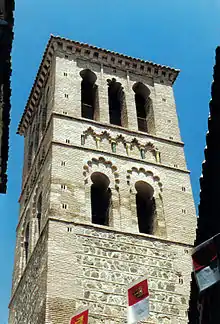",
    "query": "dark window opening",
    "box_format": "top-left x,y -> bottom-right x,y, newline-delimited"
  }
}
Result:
42,87 -> 50,132
91,172 -> 112,226
80,69 -> 98,120
24,223 -> 30,263
41,104 -> 47,132
37,193 -> 42,235
135,93 -> 148,132
107,78 -> 127,127
34,123 -> 40,153
135,181 -> 155,234
27,142 -> 33,170
133,82 -> 151,133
